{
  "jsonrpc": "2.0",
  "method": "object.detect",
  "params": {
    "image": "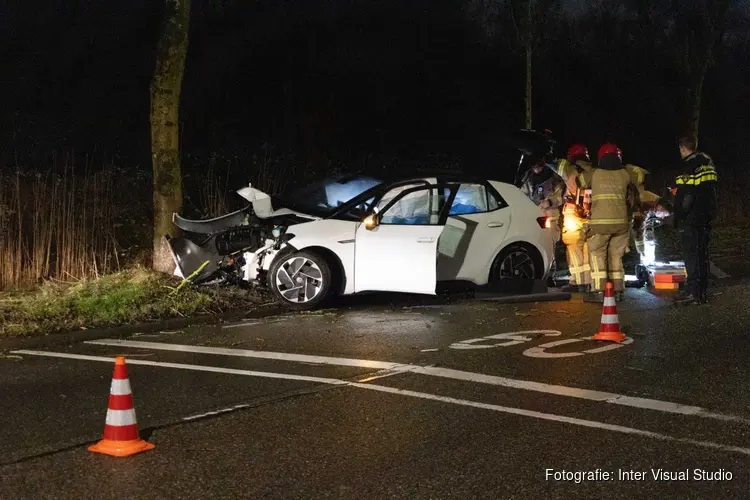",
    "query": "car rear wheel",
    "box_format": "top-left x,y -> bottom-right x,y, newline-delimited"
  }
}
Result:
268,250 -> 332,310
489,244 -> 542,281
